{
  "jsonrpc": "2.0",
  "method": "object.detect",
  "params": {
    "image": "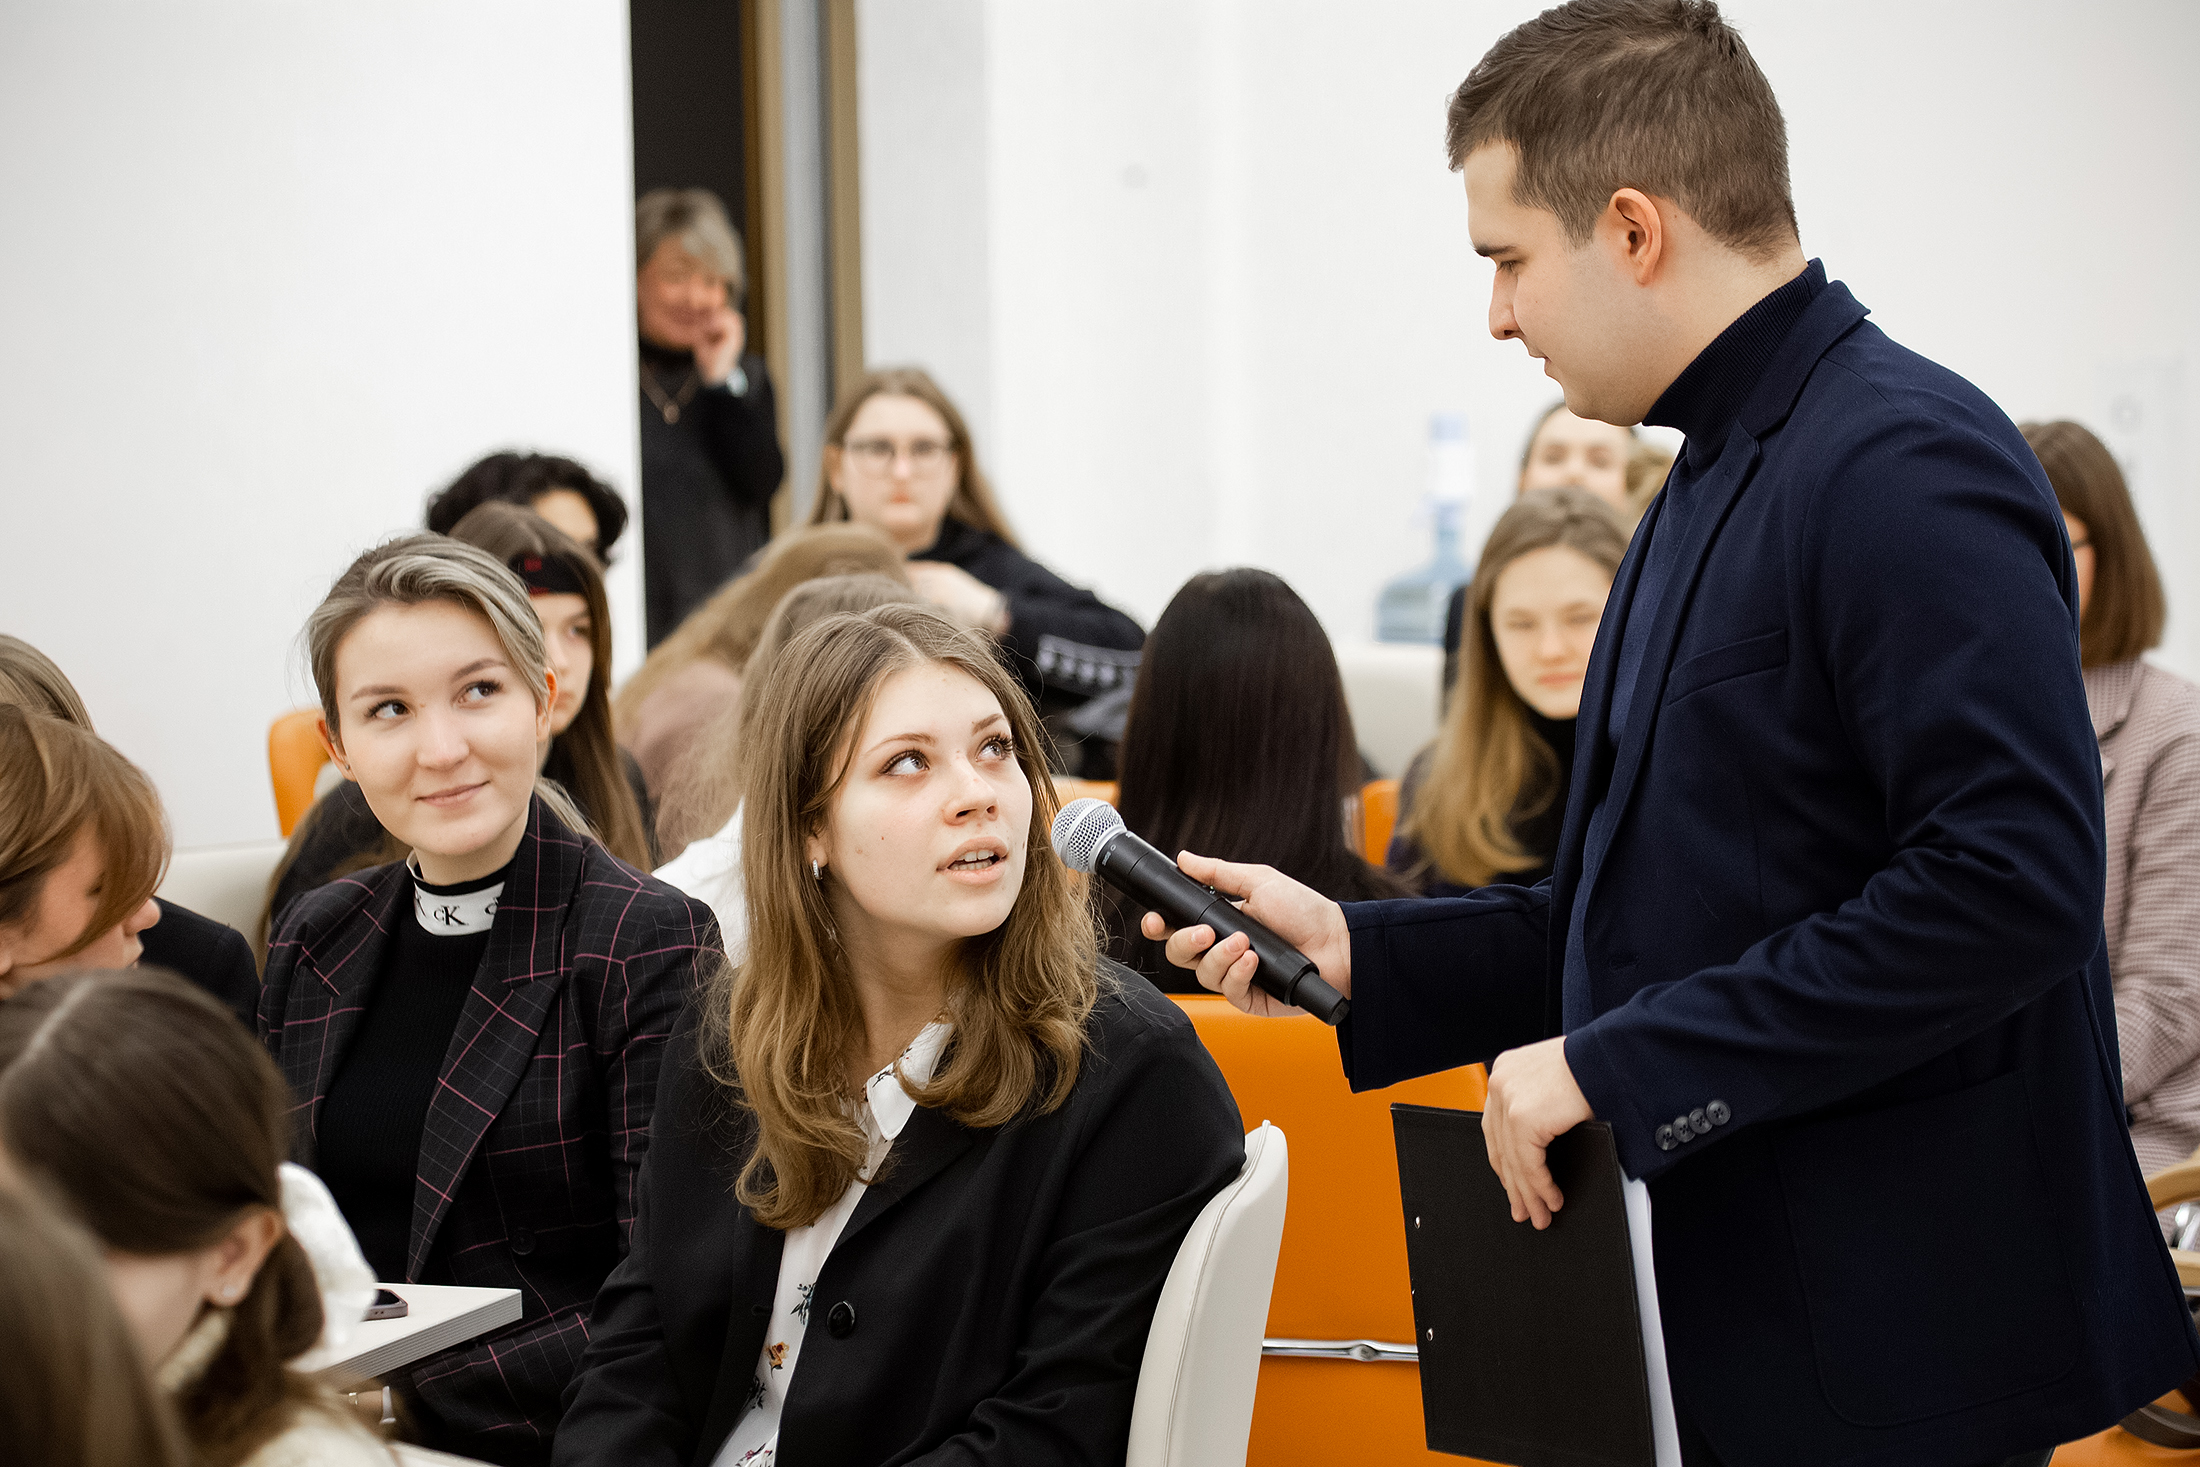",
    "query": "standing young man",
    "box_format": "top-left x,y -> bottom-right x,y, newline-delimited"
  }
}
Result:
1153,2 -> 2199,1462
